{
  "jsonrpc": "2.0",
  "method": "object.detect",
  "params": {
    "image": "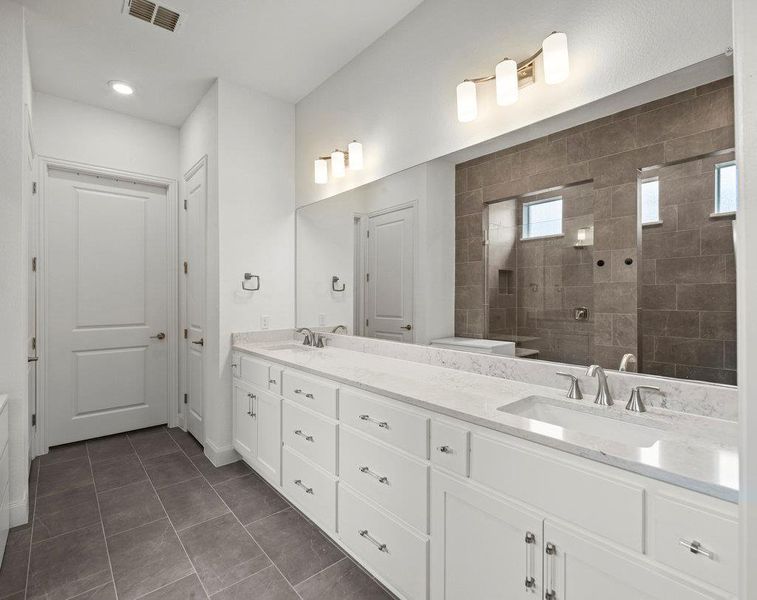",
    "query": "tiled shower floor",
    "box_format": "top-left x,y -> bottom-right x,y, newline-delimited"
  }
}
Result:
0,426 -> 396,600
